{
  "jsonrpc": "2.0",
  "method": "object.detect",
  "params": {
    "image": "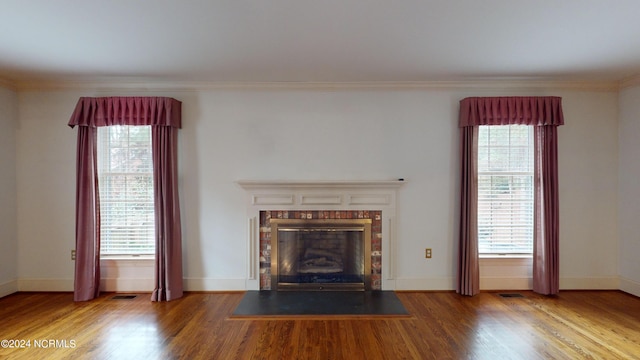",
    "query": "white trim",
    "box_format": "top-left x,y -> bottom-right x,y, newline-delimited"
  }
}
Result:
10,78 -> 623,92
14,277 -> 250,292
100,256 -> 155,262
395,277 -> 455,291
478,277 -> 621,291
0,77 -> 17,90
348,194 -> 392,206
300,194 -> 342,205
238,180 -> 406,190
620,74 -> 640,89
18,278 -> 74,292
385,217 -> 395,280
0,279 -> 18,298
247,217 -> 257,281
184,278 -> 247,291
619,277 -> 640,297
9,276 -> 630,293
252,194 -> 295,206
480,253 -> 532,257
559,276 -> 620,290
394,276 -> 622,292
